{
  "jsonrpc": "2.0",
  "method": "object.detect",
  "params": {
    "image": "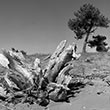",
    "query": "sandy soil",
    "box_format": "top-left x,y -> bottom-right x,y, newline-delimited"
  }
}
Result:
48,85 -> 110,110
1,84 -> 110,110
1,52 -> 110,110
